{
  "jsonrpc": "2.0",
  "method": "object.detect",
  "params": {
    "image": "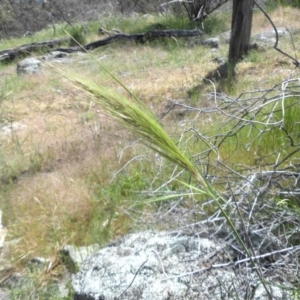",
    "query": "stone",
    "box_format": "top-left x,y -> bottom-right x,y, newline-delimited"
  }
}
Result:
17,57 -> 42,75
201,37 -> 219,48
1,122 -> 27,137
1,273 -> 25,289
72,231 -> 295,300
41,51 -> 69,60
27,257 -> 51,272
188,36 -> 219,48
216,26 -> 291,46
210,57 -> 226,65
72,231 -> 236,300
0,288 -> 10,300
41,51 -> 71,63
253,27 -> 289,45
